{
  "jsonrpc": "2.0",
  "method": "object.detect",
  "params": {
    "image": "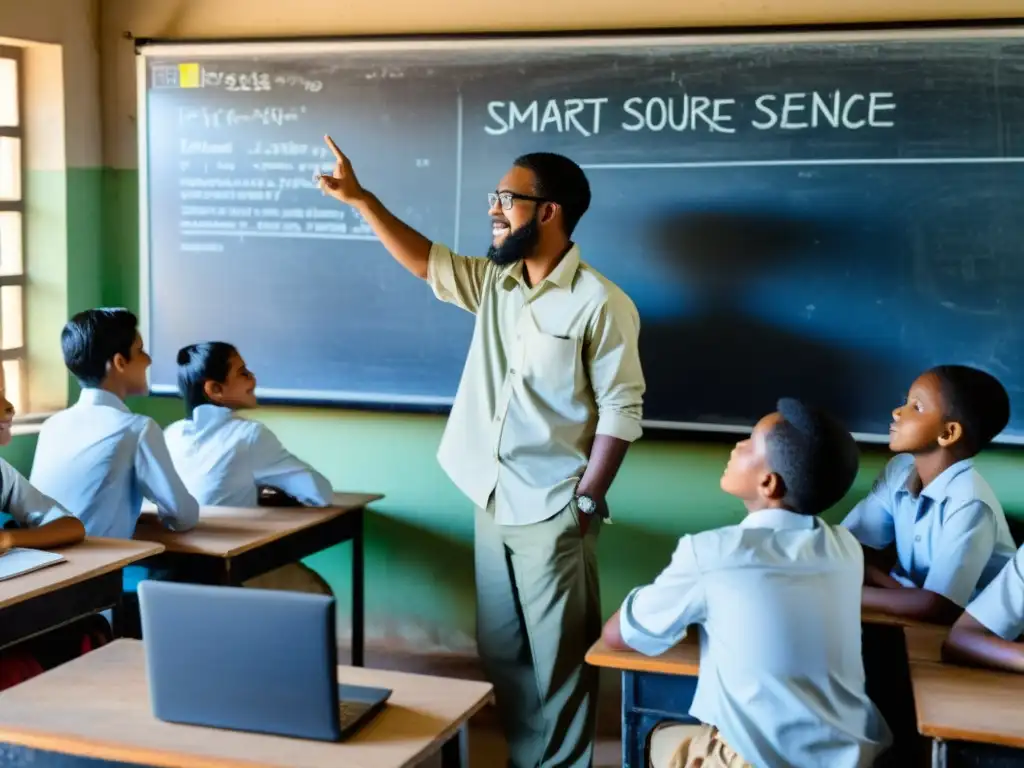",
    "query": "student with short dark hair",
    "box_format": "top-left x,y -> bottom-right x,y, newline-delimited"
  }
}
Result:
29,308 -> 198,539
603,399 -> 890,768
842,365 -> 1015,624
943,544 -> 1024,673
164,342 -> 332,507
